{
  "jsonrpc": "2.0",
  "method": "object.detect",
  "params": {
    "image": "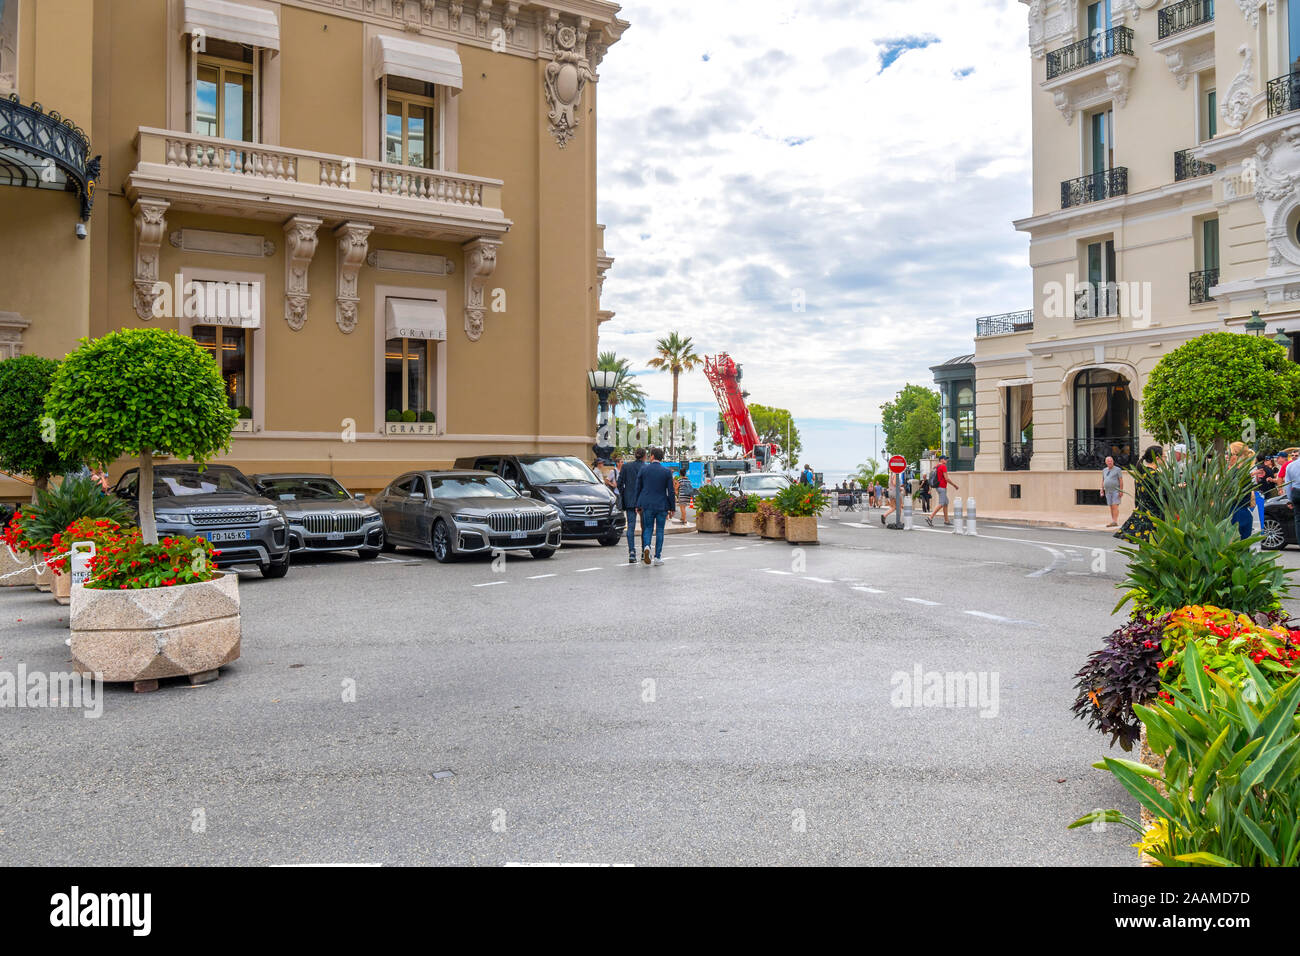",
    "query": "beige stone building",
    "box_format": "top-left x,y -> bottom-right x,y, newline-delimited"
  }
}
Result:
0,0 -> 626,500
948,0 -> 1300,516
